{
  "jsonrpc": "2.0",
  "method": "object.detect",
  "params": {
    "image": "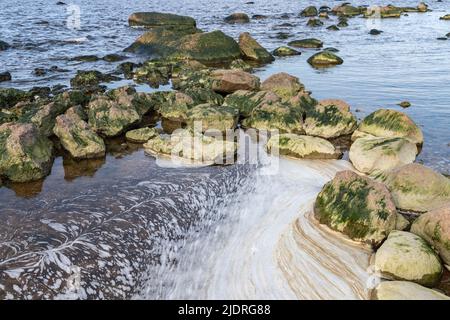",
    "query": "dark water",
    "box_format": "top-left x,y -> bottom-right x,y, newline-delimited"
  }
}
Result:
0,0 -> 450,299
